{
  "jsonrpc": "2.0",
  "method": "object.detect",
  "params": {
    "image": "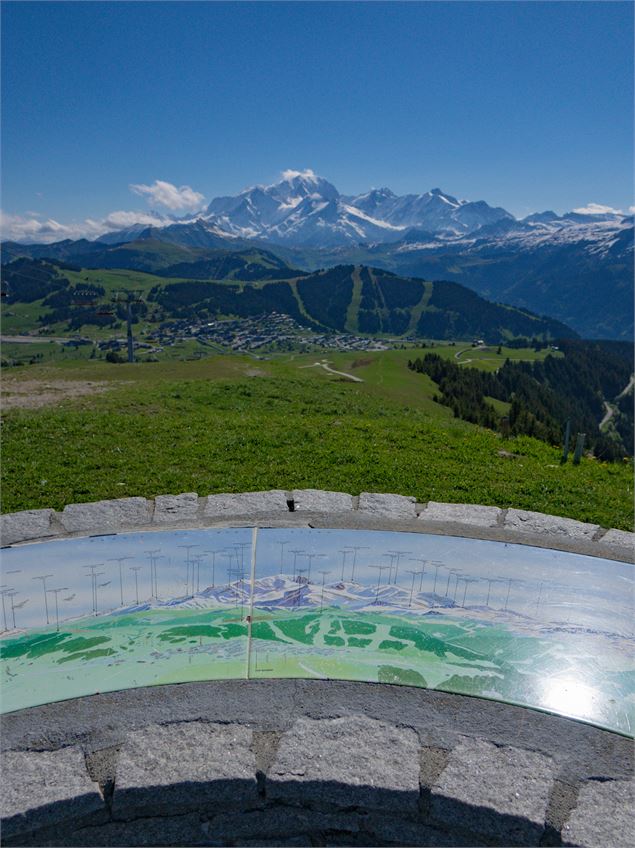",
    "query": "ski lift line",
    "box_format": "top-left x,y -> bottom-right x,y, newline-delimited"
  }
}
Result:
369,564 -> 391,605
129,565 -> 143,605
203,550 -> 224,589
405,569 -> 421,608
0,587 -> 16,632
145,549 -> 163,599
347,545 -> 369,583
277,540 -> 290,574
318,569 -> 332,611
388,550 -> 412,585
289,549 -> 304,580
305,552 -> 326,582
451,571 -> 462,602
444,567 -> 460,598
46,587 -> 69,632
107,556 -> 132,606
177,544 -> 200,596
338,549 -> 350,581
32,574 -> 53,626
